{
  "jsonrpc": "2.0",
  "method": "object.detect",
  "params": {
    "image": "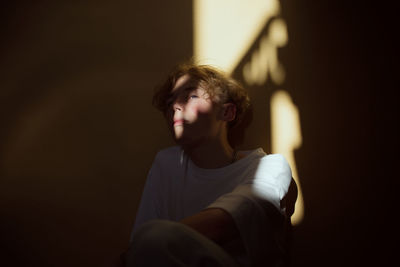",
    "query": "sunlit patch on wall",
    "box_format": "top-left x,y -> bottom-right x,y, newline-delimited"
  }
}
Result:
243,18 -> 287,86
193,0 -> 304,225
193,0 -> 280,74
271,90 -> 304,224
